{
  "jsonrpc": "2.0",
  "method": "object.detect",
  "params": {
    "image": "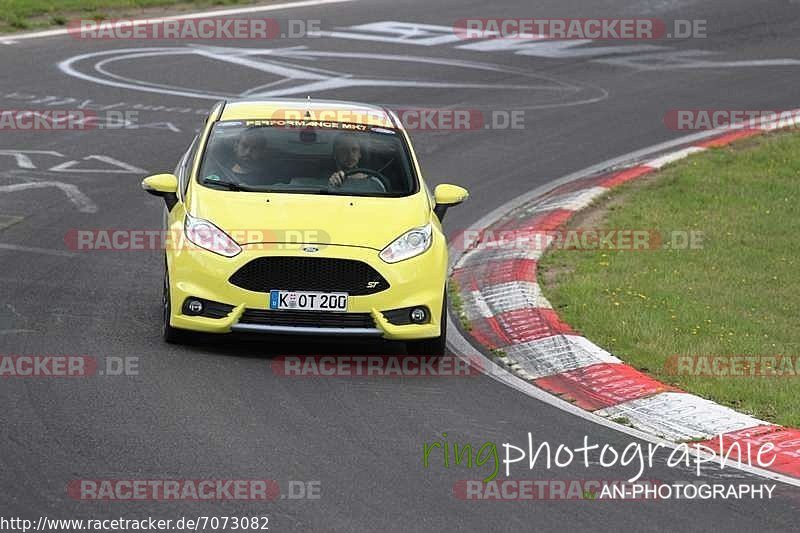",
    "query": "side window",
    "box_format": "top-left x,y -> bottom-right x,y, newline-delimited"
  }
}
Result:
177,136 -> 199,199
